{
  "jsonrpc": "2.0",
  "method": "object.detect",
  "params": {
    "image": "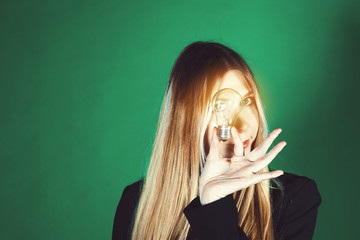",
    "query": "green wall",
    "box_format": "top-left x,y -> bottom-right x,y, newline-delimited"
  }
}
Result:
1,0 -> 359,239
